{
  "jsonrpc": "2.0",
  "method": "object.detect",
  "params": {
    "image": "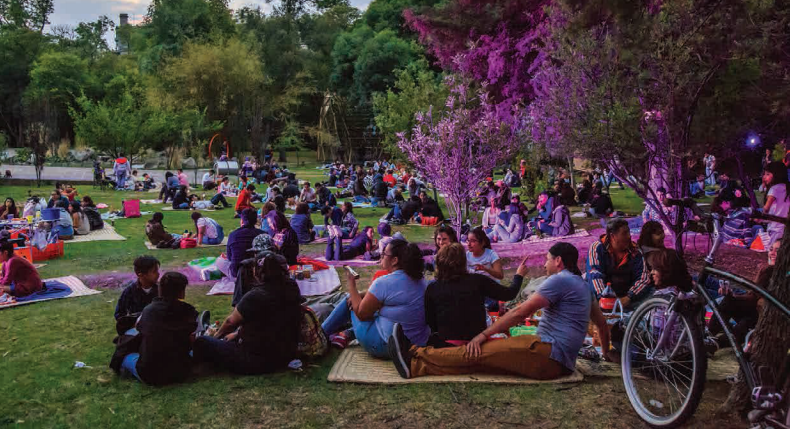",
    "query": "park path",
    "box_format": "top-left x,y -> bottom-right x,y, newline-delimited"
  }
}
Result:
0,164 -> 211,185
